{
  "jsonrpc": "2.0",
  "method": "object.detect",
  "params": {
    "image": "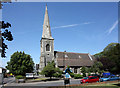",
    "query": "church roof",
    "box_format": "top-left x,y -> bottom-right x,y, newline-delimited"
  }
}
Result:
42,5 -> 53,39
54,51 -> 96,67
